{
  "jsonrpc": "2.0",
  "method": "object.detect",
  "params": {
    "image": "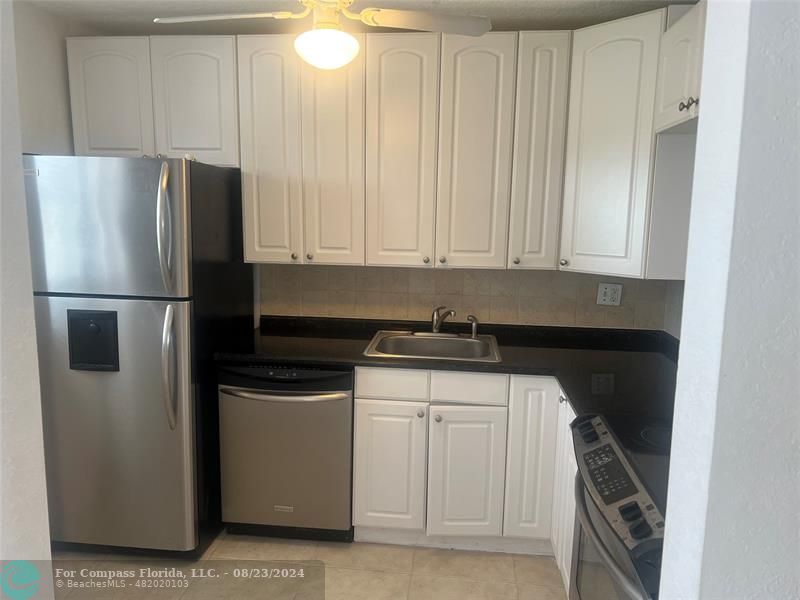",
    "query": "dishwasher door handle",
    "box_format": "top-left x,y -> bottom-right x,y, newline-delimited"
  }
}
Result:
219,387 -> 351,403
